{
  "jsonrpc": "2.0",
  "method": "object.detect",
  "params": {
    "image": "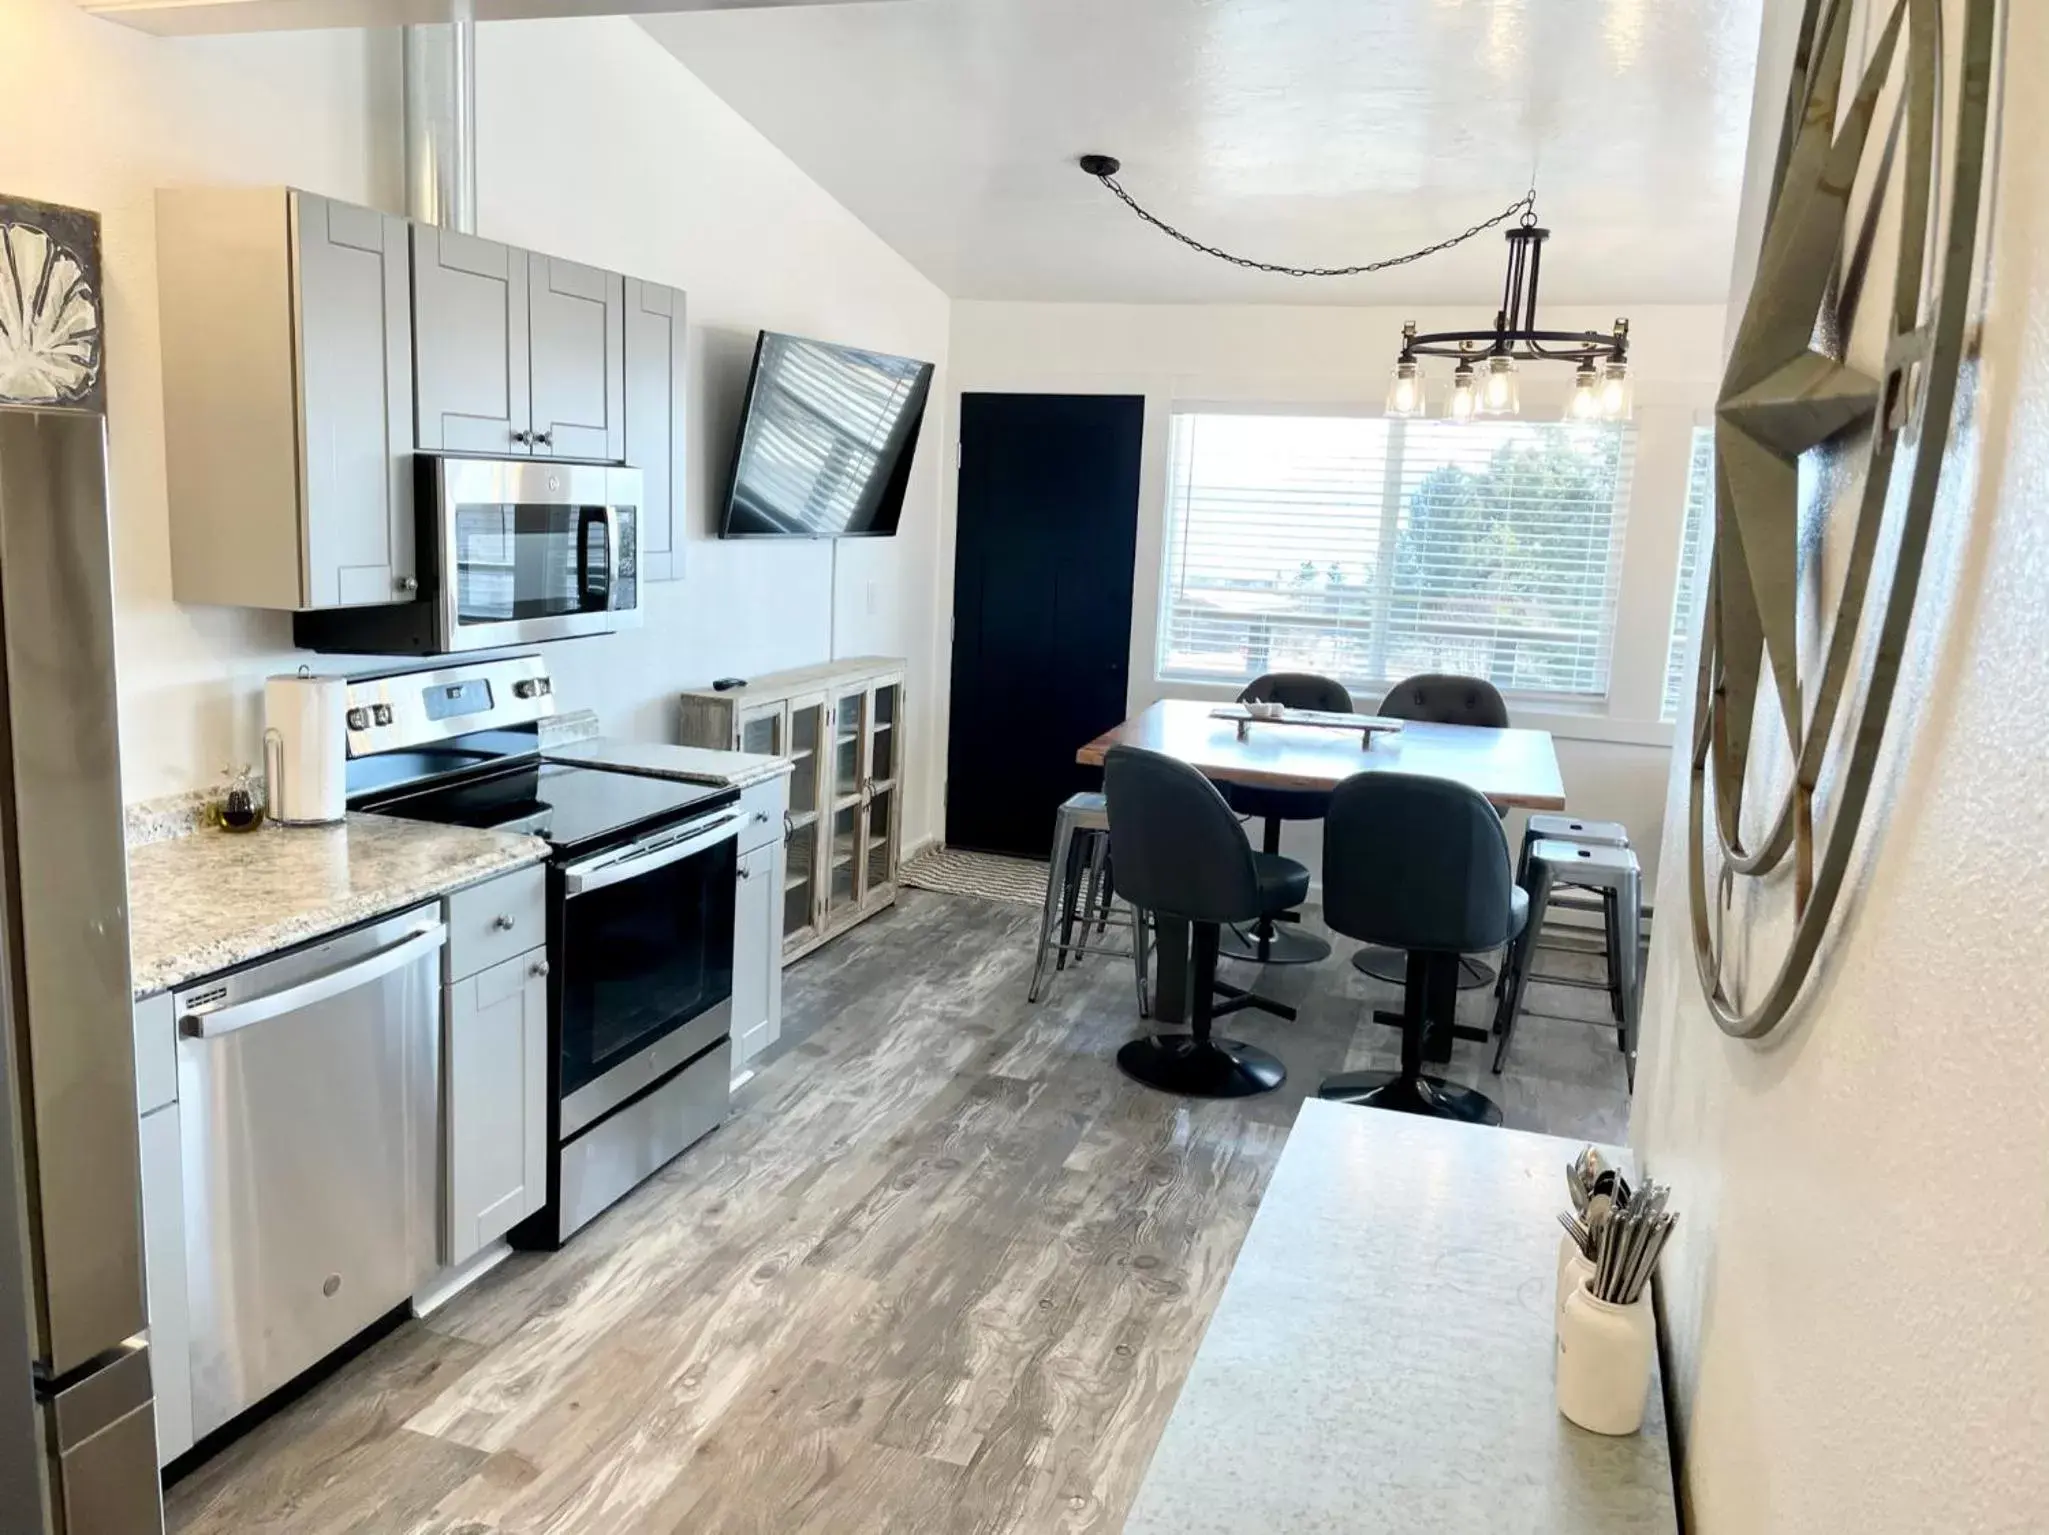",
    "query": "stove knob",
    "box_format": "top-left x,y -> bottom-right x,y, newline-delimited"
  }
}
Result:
346,708 -> 371,731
